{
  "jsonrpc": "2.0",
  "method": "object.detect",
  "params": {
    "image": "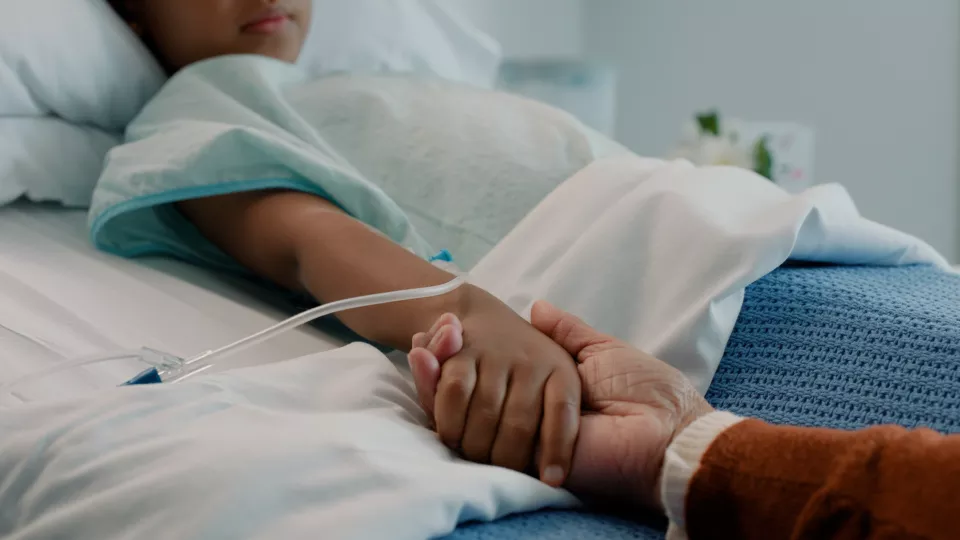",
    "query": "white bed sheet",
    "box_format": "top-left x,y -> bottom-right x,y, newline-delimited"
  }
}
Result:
0,203 -> 345,406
